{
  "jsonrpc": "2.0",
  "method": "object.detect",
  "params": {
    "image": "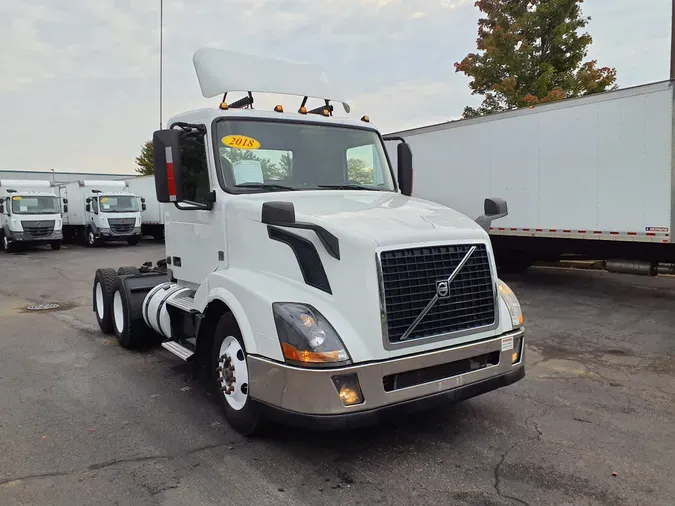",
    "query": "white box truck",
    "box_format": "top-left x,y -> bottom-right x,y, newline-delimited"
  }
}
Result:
0,179 -> 64,253
126,175 -> 165,240
89,48 -> 525,436
58,180 -> 144,246
386,80 -> 675,275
